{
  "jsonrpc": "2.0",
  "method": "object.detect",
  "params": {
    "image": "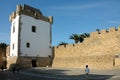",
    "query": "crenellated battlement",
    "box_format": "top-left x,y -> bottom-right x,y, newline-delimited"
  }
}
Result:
9,4 -> 53,24
90,27 -> 119,37
53,26 -> 120,69
55,26 -> 120,49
